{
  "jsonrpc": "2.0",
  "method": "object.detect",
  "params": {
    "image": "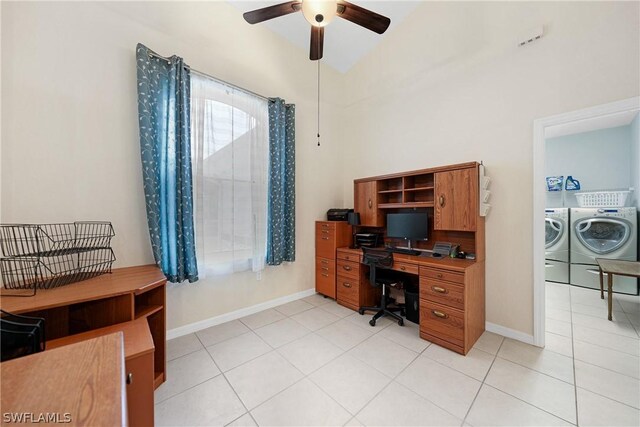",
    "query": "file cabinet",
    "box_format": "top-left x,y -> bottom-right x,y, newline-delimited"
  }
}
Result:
315,221 -> 352,298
